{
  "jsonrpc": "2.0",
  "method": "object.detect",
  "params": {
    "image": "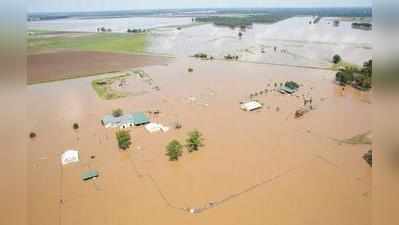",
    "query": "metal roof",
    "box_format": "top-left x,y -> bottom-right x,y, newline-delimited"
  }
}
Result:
132,112 -> 150,125
102,112 -> 149,126
280,86 -> 296,94
81,170 -> 99,181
